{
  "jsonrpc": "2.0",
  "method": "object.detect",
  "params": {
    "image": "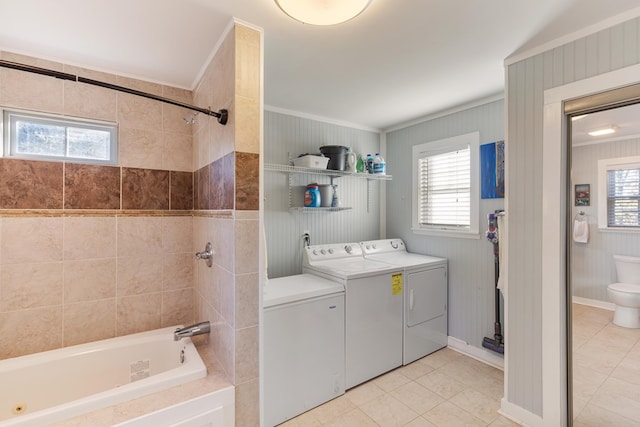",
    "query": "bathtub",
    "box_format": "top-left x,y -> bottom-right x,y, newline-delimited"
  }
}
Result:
0,326 -> 207,427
